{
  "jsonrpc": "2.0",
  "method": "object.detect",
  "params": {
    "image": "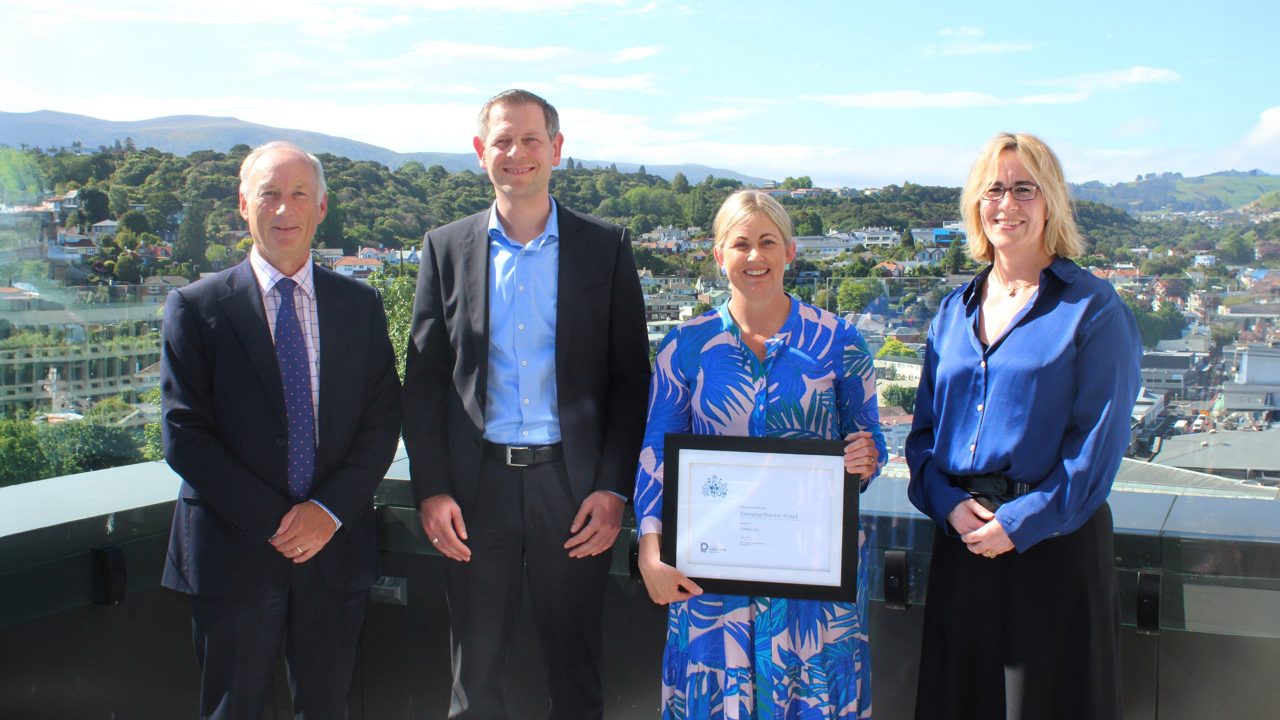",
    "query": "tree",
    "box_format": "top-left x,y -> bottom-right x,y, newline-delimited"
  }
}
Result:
876,338 -> 918,359
671,172 -> 690,194
368,271 -> 418,380
1211,323 -> 1239,349
637,165 -> 647,176
109,184 -> 131,217
900,228 -> 915,249
175,199 -> 211,268
37,422 -> 142,478
79,186 -> 110,224
881,384 -> 917,413
118,209 -> 151,234
837,278 -> 880,313
0,419 -> 49,486
565,158 -> 576,170
114,251 -> 142,284
793,209 -> 823,236
943,242 -> 968,274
